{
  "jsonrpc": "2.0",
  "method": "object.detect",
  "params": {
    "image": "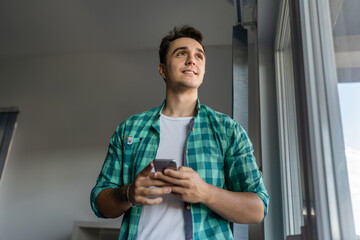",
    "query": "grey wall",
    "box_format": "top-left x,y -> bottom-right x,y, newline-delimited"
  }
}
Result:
0,46 -> 232,240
